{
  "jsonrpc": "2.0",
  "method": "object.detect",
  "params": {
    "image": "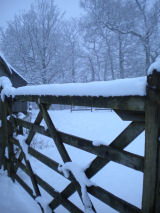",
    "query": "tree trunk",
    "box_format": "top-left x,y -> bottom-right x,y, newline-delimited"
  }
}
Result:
118,33 -> 124,79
